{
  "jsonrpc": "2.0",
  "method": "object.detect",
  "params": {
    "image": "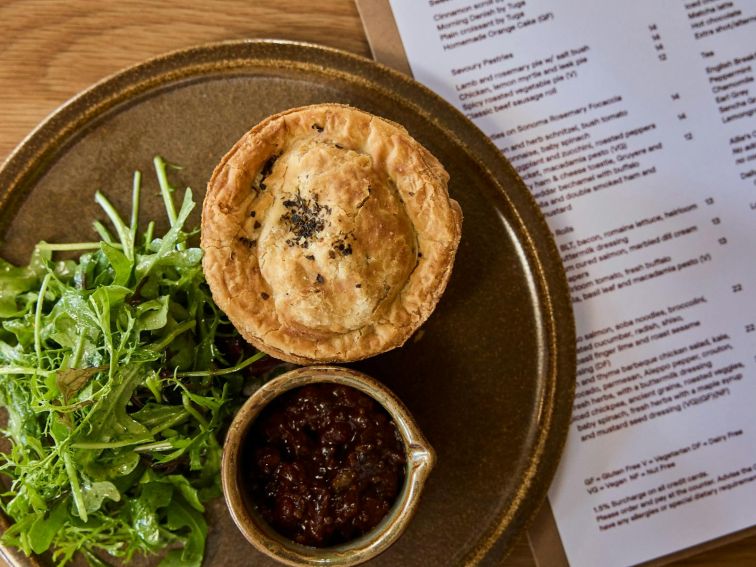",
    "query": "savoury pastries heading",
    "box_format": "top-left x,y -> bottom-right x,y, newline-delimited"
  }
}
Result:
201,104 -> 462,364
